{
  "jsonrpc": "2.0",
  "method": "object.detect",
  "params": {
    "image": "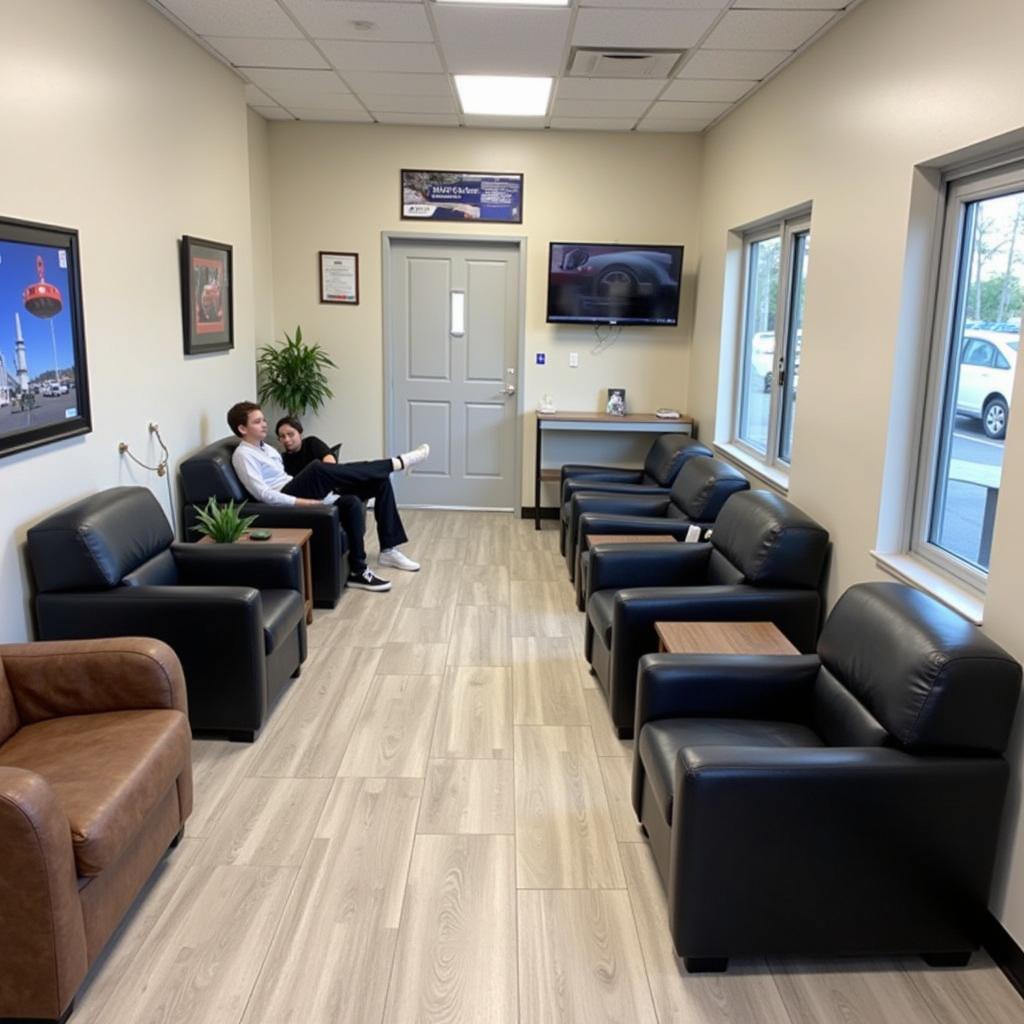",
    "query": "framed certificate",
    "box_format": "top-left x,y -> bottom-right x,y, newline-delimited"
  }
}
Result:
319,251 -> 359,305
